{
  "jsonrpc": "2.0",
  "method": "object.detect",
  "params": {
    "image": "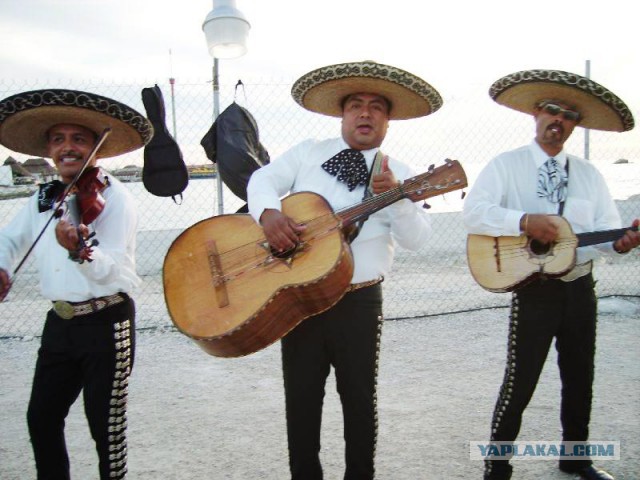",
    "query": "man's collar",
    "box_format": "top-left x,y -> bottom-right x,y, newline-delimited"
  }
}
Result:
530,140 -> 566,167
